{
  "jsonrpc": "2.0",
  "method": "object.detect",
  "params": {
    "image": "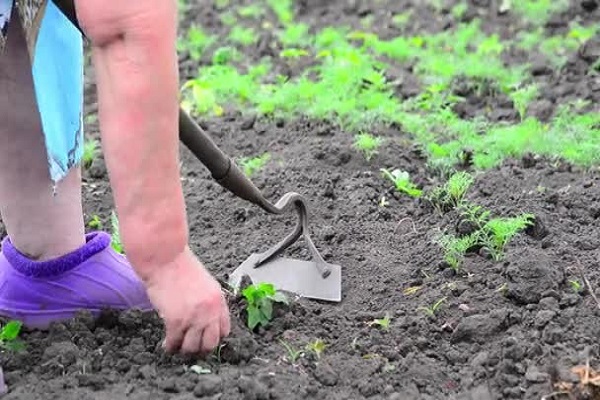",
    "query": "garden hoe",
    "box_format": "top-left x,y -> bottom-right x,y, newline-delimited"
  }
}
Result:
52,0 -> 343,303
